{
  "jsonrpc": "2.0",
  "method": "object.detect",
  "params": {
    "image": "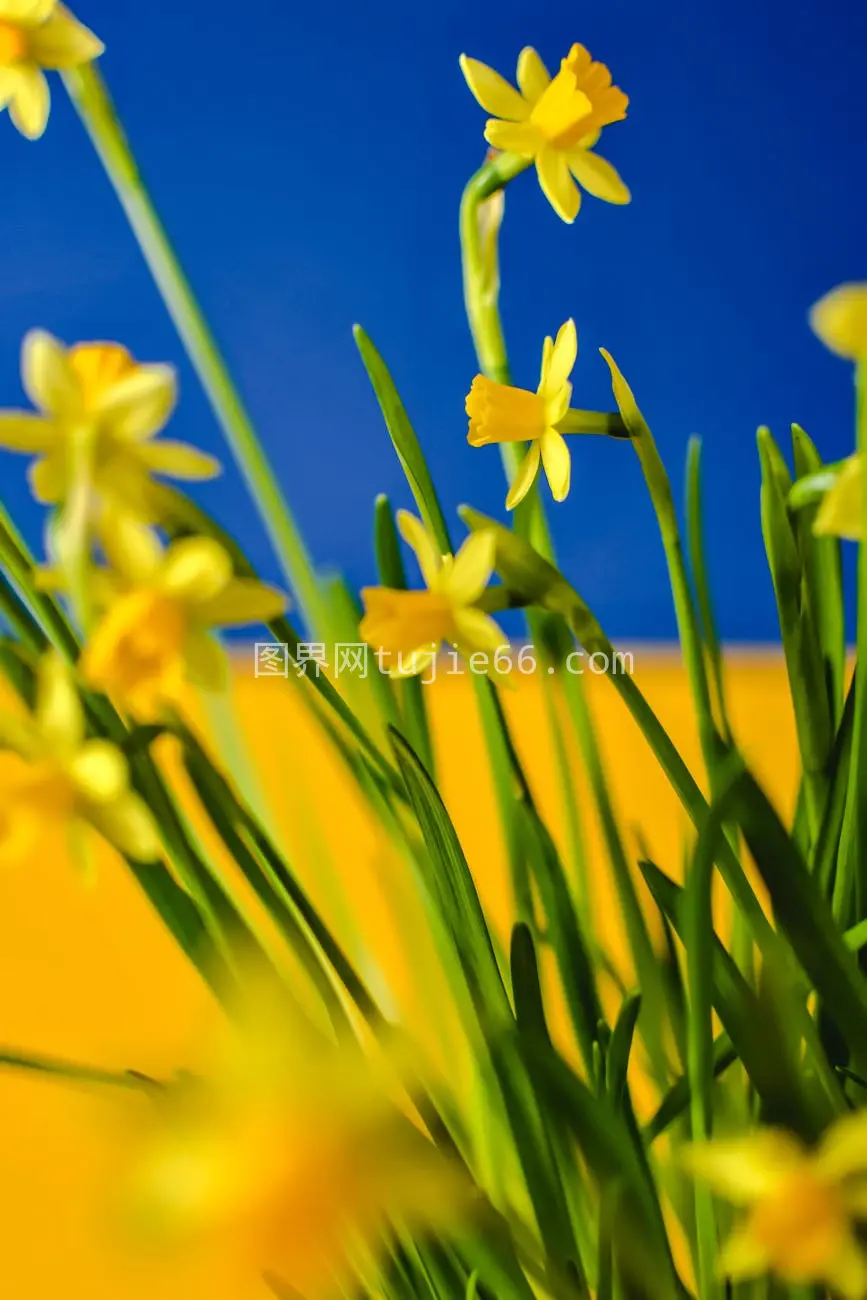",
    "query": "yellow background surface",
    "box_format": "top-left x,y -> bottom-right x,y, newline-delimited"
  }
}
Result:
0,652 -> 799,1298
